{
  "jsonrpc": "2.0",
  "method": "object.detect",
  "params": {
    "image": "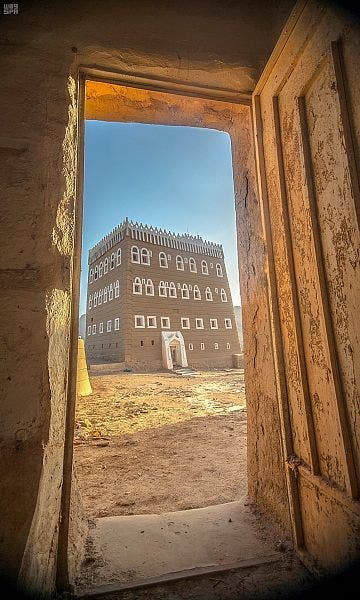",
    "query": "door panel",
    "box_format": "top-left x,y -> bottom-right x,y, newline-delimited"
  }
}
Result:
253,1 -> 360,571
